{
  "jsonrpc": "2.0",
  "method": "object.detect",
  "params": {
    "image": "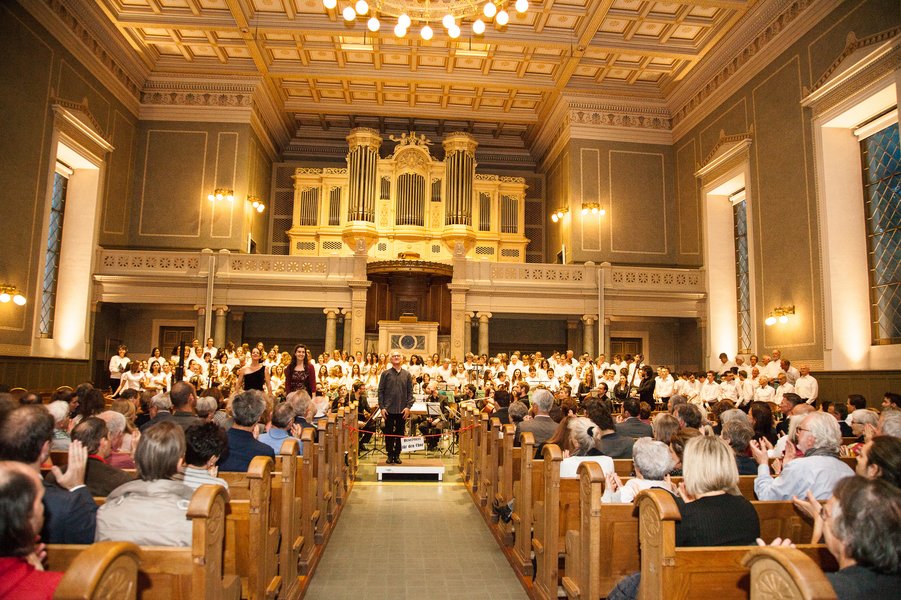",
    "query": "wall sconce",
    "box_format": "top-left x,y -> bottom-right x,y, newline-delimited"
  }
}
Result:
207,188 -> 235,202
550,207 -> 569,223
580,202 -> 606,216
765,305 -> 794,326
0,284 -> 26,306
248,195 -> 266,214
